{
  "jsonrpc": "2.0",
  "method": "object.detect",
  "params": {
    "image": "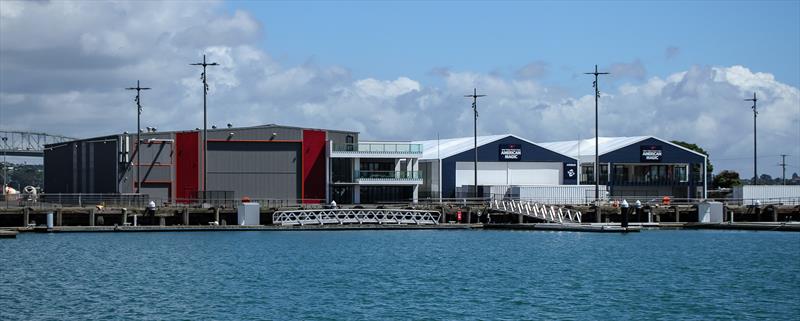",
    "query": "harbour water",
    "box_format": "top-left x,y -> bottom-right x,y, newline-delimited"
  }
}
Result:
1,230 -> 798,320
